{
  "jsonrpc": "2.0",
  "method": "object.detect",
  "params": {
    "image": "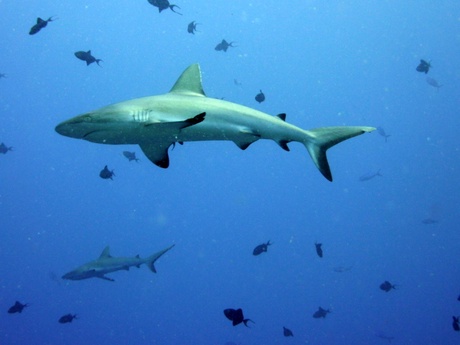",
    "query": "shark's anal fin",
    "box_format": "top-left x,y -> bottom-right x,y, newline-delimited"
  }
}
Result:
141,113 -> 206,168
